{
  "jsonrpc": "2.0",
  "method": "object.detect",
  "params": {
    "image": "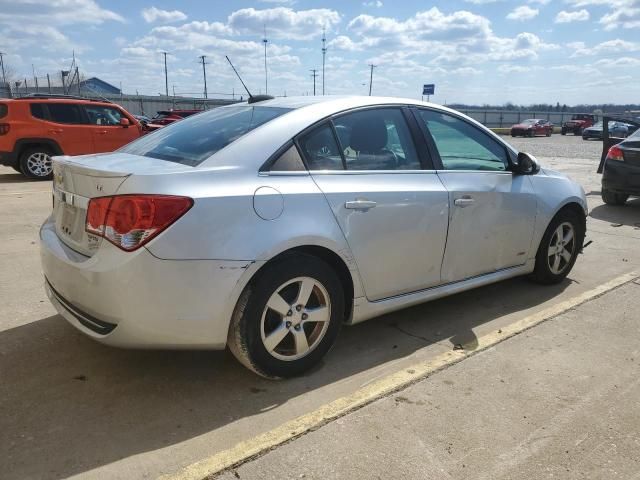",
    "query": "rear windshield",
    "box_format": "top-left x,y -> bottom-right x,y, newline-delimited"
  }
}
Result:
120,106 -> 291,166
0,103 -> 6,118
